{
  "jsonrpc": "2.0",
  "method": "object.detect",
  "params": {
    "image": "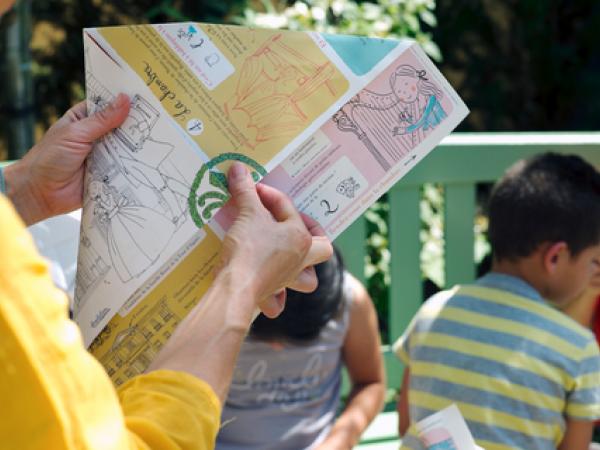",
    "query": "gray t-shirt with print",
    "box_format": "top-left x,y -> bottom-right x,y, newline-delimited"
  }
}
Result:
215,274 -> 353,450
